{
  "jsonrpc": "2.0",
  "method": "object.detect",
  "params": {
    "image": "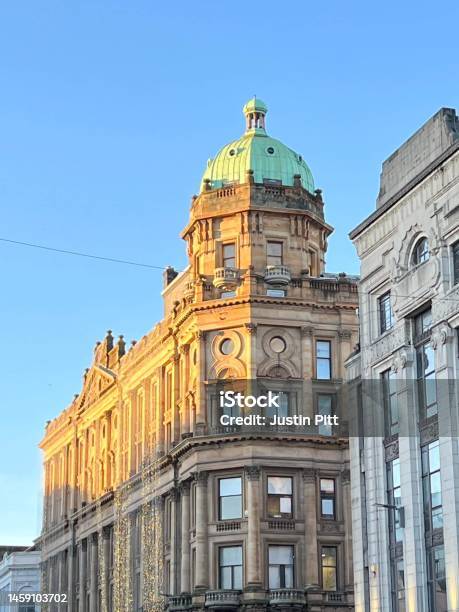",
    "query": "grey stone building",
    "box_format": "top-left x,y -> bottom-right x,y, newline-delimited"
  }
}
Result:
347,108 -> 459,611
